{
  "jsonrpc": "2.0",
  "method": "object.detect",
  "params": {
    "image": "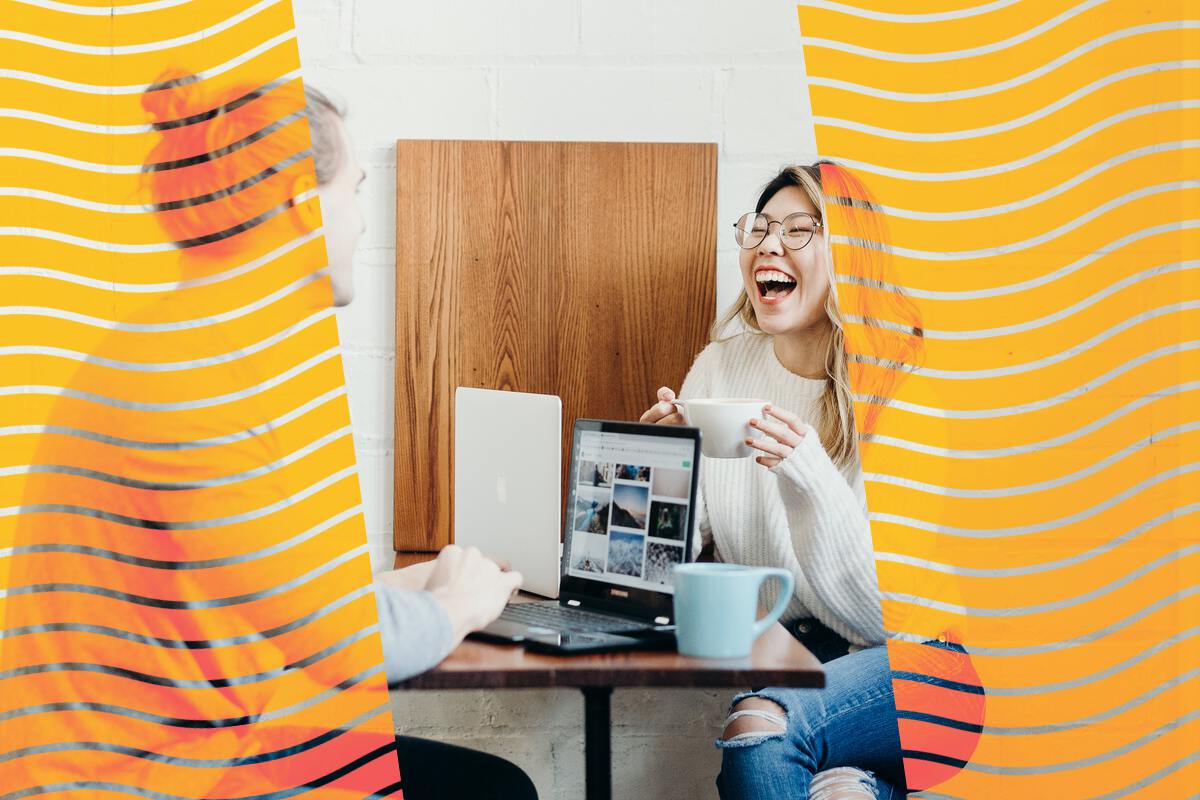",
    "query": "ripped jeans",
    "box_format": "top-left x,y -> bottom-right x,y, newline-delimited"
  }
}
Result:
716,643 -> 904,799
